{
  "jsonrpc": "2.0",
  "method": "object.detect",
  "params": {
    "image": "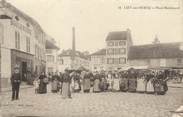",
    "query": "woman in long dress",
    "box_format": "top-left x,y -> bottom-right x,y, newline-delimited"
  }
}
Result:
107,72 -> 114,91
51,73 -> 60,93
38,72 -> 48,94
128,71 -> 137,92
62,70 -> 72,98
99,72 -> 108,92
154,71 -> 168,95
146,73 -> 154,94
83,72 -> 91,93
112,73 -> 120,92
136,73 -> 146,93
74,72 -> 81,93
93,72 -> 101,93
119,71 -> 128,92
51,77 -> 59,93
